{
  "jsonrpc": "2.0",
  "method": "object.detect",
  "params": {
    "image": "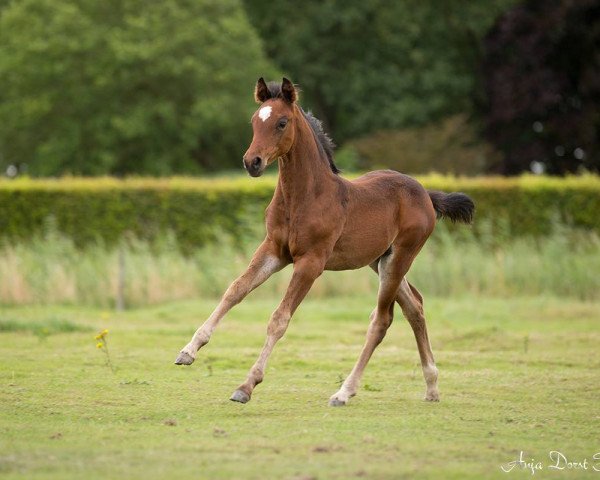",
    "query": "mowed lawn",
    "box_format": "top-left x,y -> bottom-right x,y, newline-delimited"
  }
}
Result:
1,295 -> 598,479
